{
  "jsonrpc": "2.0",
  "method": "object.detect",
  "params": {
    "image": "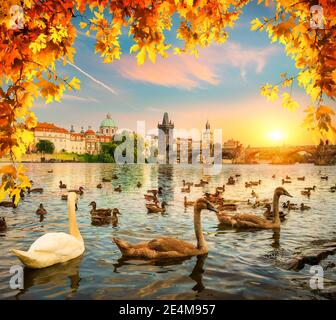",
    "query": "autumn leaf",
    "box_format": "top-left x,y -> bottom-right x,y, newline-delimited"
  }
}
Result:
251,18 -> 263,31
281,93 -> 299,111
79,22 -> 87,29
69,77 -> 81,91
